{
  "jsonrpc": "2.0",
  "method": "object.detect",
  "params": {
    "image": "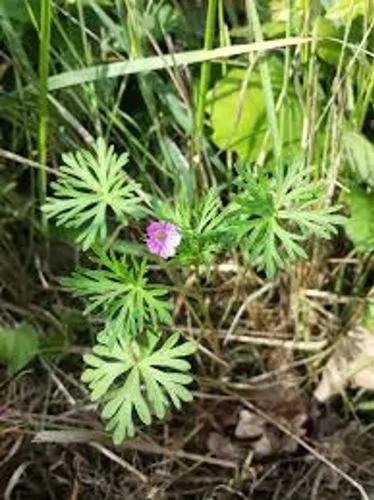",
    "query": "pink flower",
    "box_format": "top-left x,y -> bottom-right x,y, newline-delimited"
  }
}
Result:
146,220 -> 181,259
